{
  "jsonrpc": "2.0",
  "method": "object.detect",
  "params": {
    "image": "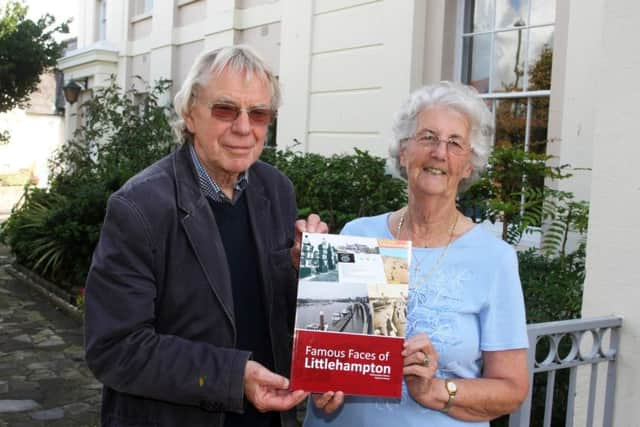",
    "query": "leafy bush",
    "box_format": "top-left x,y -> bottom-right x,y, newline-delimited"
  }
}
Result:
261,147 -> 407,232
519,246 -> 585,323
518,246 -> 585,427
0,78 -> 175,291
463,141 -> 572,244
